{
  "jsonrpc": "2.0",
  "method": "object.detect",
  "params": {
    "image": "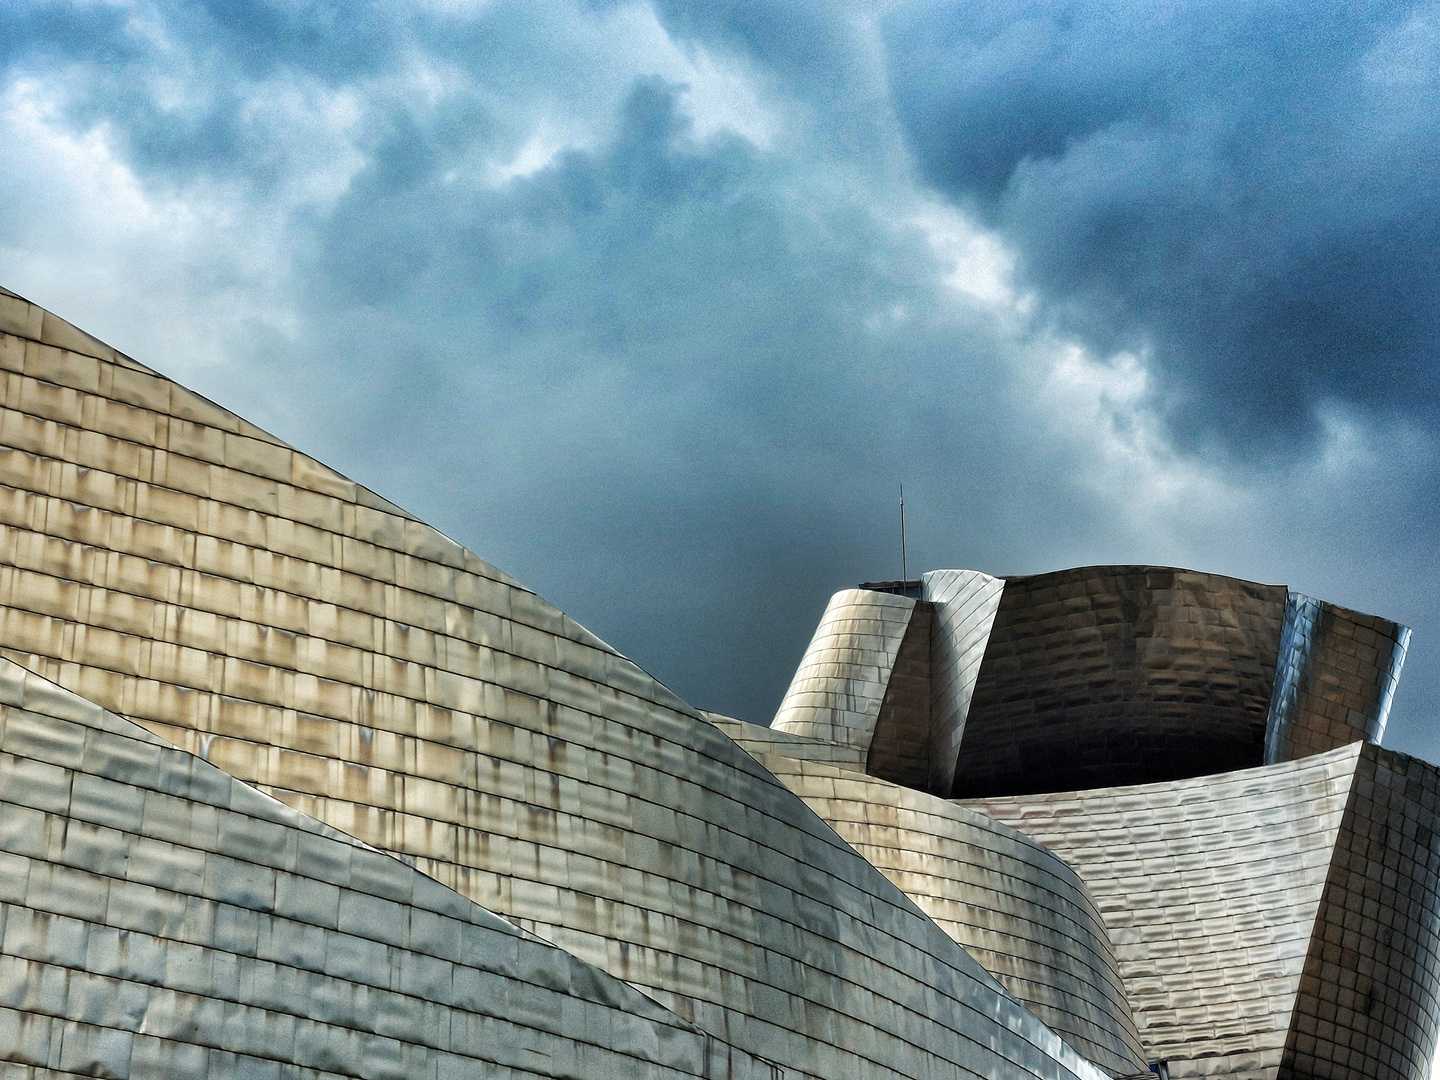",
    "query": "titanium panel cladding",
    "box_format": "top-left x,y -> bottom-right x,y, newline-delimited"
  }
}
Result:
1279,745 -> 1440,1080
0,657 -> 787,1080
772,587 -> 916,750
966,744 -> 1440,1080
865,598 -> 934,789
953,566 -> 1286,796
1264,592 -> 1411,765
0,285 -> 1113,1080
716,716 -> 1148,1079
919,569 -> 1005,795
